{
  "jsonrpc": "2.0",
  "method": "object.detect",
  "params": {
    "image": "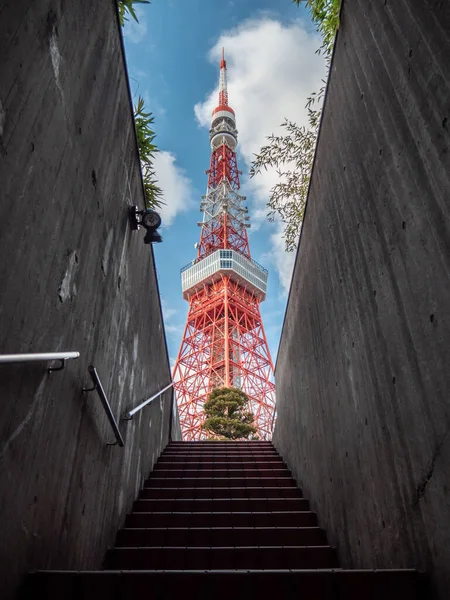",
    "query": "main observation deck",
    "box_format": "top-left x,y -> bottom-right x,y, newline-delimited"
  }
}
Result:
181,249 -> 268,300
